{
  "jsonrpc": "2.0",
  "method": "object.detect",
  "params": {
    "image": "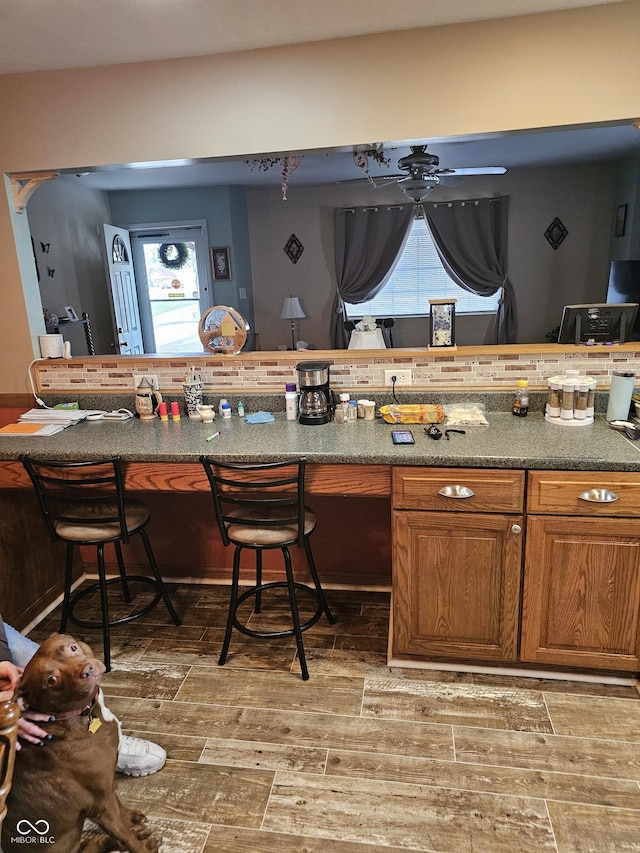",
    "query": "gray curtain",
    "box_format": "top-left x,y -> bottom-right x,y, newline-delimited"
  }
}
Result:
420,197 -> 517,344
331,204 -> 413,348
